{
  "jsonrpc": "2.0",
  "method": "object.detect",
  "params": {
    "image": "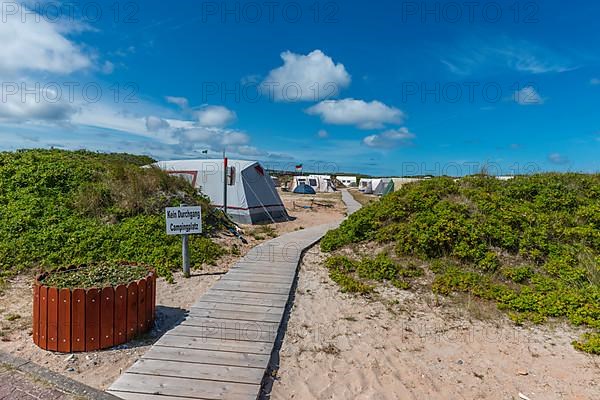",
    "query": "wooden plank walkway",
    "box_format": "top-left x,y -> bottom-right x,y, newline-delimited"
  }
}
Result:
341,188 -> 362,215
108,218 -> 342,400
